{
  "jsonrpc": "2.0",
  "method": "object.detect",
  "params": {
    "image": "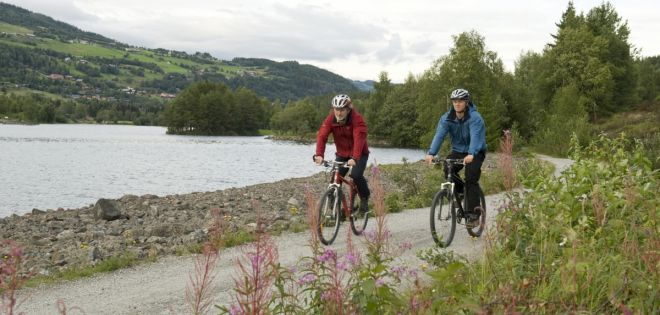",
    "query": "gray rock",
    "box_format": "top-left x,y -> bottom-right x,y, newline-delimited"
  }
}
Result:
94,199 -> 122,221
57,230 -> 75,241
287,197 -> 300,206
89,246 -> 102,261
